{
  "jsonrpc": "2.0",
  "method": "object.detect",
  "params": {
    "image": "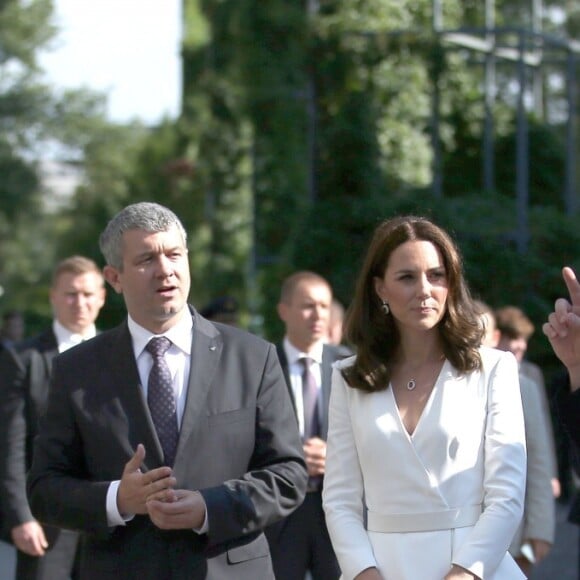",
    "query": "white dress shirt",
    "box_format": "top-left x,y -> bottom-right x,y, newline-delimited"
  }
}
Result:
53,319 -> 97,353
129,314 -> 192,427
